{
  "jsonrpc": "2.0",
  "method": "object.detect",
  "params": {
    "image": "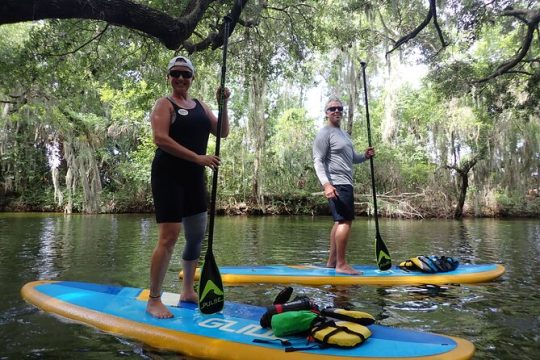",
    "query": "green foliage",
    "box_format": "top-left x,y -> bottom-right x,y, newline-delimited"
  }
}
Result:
212,125 -> 252,200
267,108 -> 318,193
496,190 -> 540,217
401,162 -> 437,190
0,0 -> 538,218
